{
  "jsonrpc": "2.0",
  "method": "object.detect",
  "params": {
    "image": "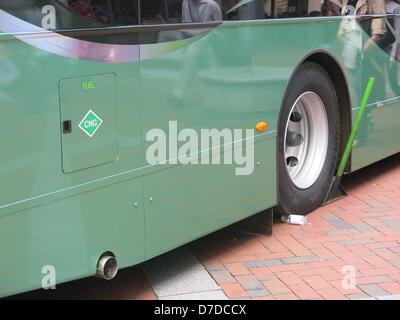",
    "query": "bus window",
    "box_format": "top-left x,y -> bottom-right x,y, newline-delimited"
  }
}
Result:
139,0 -> 224,45
322,0 -> 344,17
243,0 -> 343,19
141,0 -> 166,25
222,0 -> 265,20
0,0 -> 140,30
141,0 -> 223,24
185,0 -> 342,21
